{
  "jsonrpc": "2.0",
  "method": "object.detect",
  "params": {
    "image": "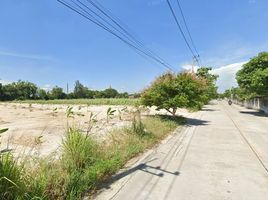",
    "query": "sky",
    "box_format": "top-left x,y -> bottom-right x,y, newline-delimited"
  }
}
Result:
0,0 -> 268,93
